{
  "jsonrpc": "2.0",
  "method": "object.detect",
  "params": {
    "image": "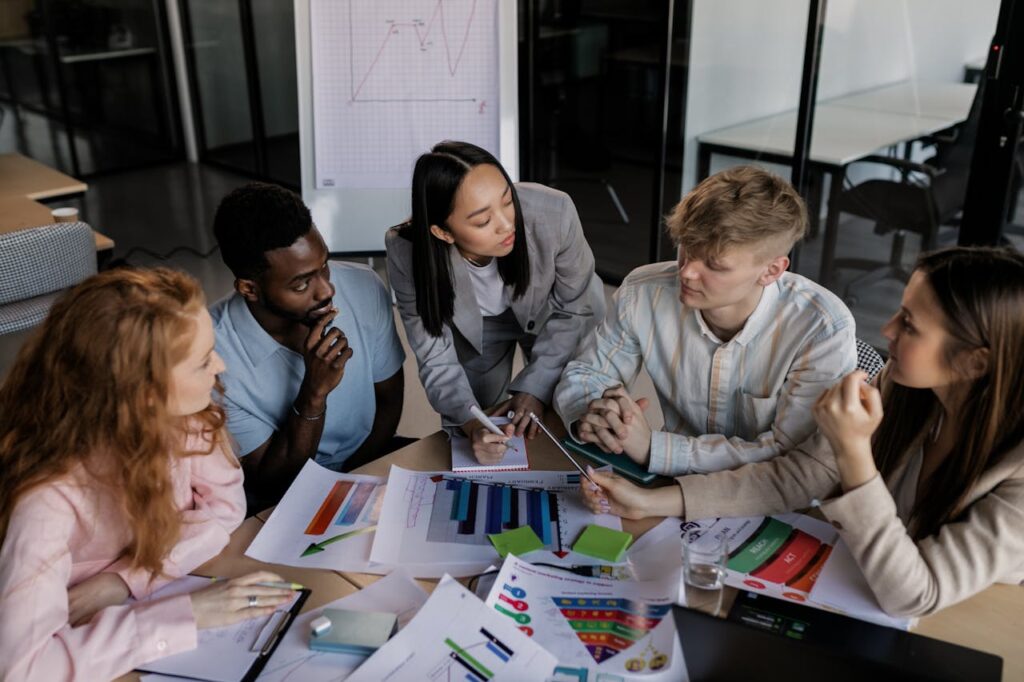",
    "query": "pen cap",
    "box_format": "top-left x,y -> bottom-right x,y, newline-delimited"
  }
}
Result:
310,615 -> 332,636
